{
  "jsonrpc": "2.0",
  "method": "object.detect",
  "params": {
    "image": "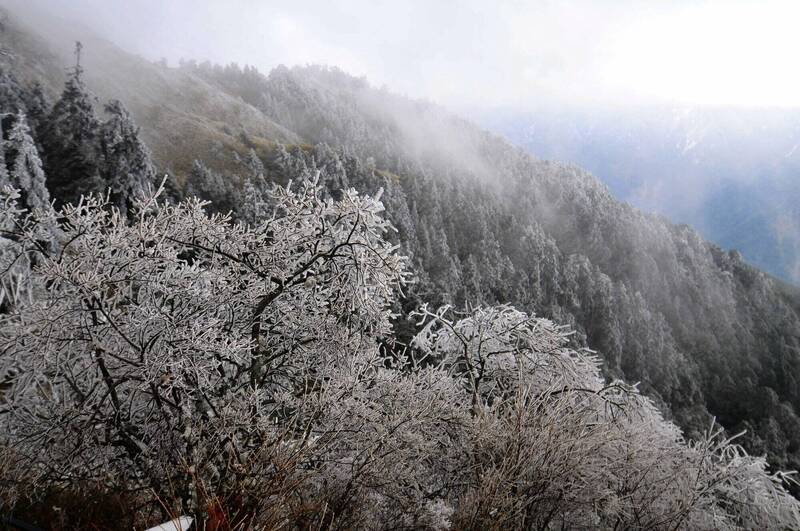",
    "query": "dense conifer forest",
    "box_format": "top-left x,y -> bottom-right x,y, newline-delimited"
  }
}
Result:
2,6 -> 800,529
